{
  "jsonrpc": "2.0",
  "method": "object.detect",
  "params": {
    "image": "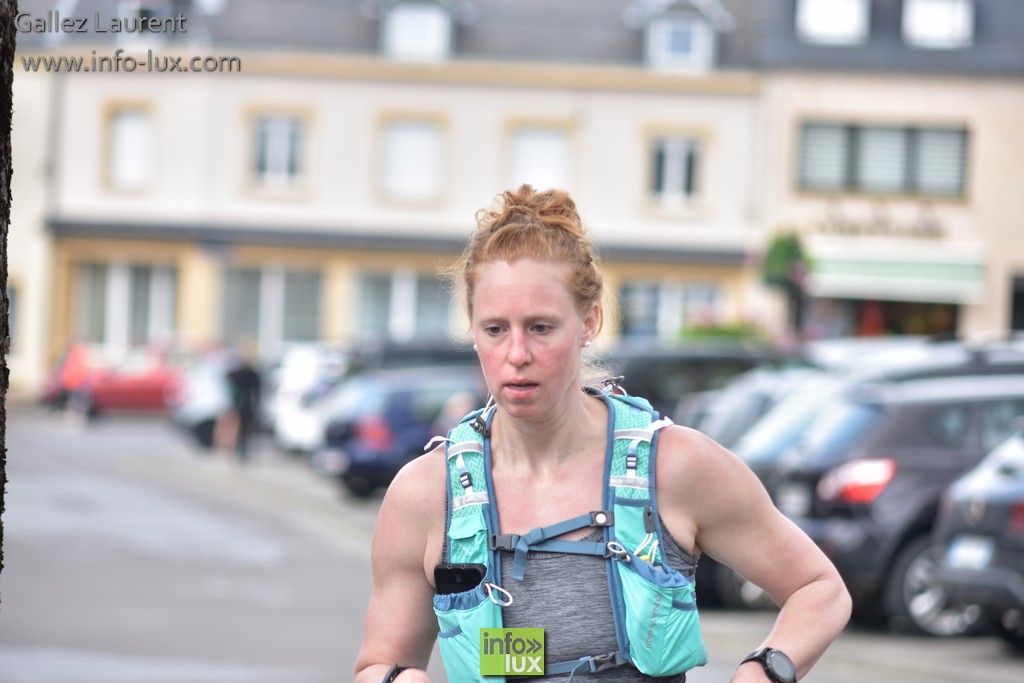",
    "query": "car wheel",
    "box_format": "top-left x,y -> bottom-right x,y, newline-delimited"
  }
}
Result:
342,476 -> 374,498
713,564 -> 776,611
996,610 -> 1024,651
885,535 -> 983,637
